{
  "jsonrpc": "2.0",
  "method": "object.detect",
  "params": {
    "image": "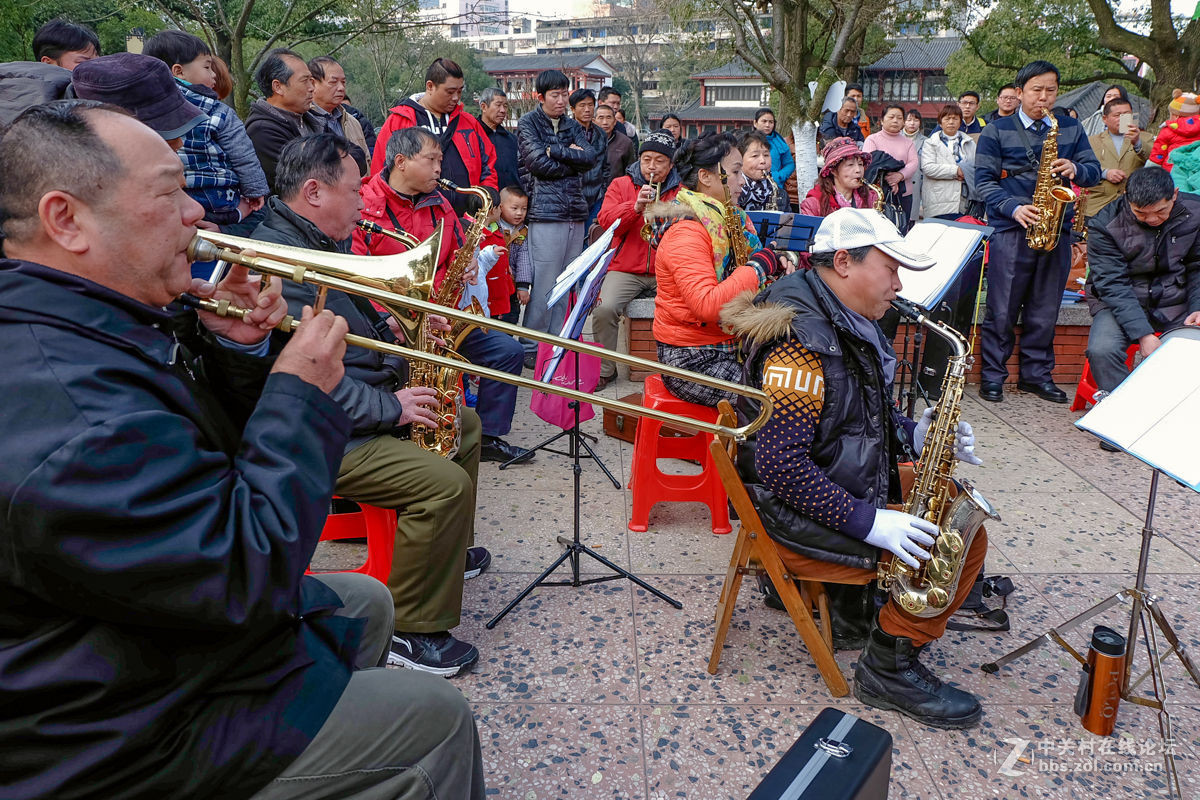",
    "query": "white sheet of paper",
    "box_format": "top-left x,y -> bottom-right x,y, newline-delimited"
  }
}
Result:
897,221 -> 988,308
1075,336 -> 1200,490
547,219 -> 619,307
